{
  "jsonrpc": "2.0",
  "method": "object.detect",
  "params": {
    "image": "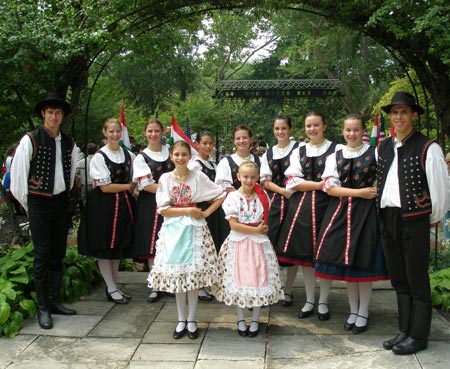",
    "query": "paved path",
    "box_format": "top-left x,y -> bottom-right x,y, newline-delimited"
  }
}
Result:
1,271 -> 449,369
